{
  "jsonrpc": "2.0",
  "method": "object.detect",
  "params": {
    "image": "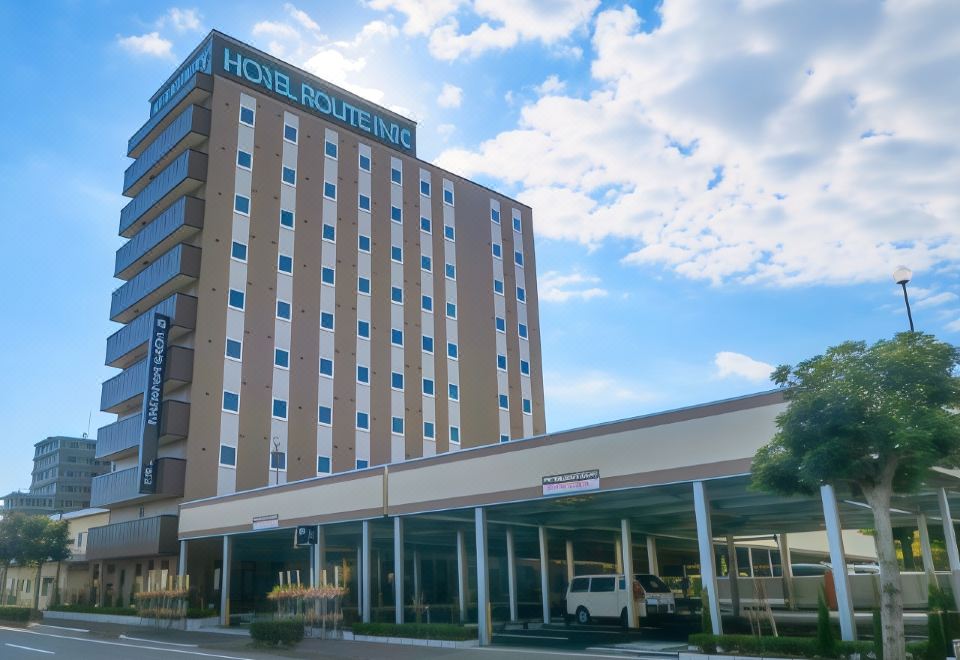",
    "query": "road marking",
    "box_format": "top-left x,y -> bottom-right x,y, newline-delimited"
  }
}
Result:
29,624 -> 89,633
494,633 -> 569,640
0,627 -> 252,659
119,635 -> 199,647
5,643 -> 55,654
